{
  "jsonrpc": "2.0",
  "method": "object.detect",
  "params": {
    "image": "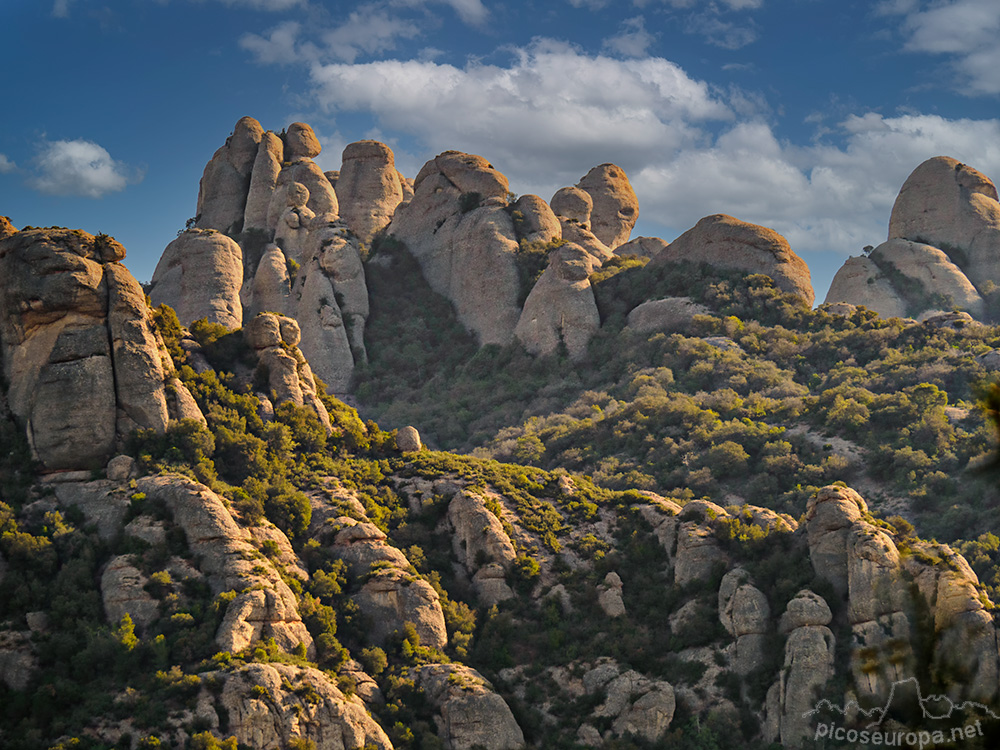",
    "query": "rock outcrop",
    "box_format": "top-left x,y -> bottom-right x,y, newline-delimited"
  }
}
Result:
828,156 -> 1000,320
626,297 -> 711,335
718,568 -> 769,674
335,140 -> 405,245
415,664 -> 525,750
150,229 -> 244,329
0,227 -> 186,473
448,490 -> 517,604
514,243 -> 600,360
889,156 -> 1000,291
576,163 -> 638,250
387,151 -> 522,345
245,312 -> 332,432
221,662 -> 392,750
196,116 -> 264,235
649,214 -> 815,305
